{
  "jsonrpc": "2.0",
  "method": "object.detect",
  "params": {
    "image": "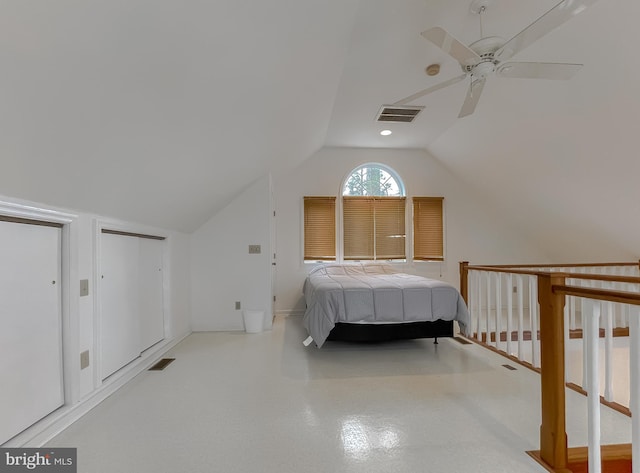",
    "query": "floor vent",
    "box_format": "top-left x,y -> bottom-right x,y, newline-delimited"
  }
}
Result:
502,364 -> 517,371
149,358 -> 175,371
376,105 -> 423,123
453,336 -> 472,345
